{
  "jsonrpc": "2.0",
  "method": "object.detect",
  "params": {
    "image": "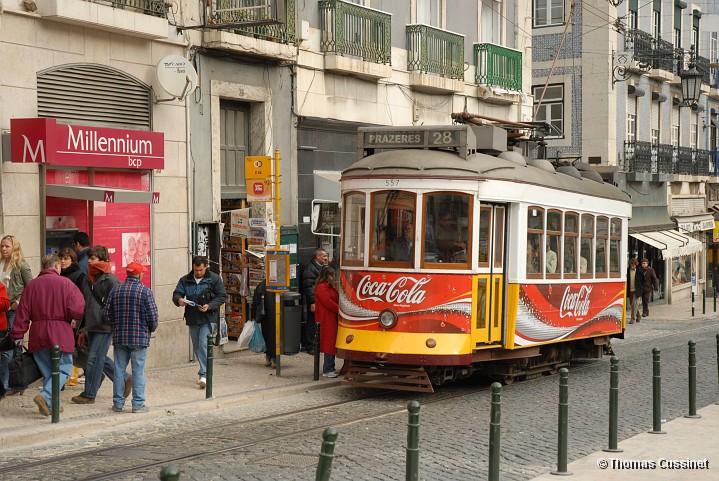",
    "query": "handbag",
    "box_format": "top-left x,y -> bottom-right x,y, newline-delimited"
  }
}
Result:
73,332 -> 89,369
8,346 -> 42,388
0,330 -> 14,352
